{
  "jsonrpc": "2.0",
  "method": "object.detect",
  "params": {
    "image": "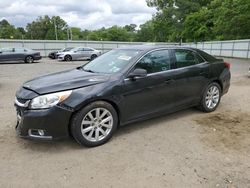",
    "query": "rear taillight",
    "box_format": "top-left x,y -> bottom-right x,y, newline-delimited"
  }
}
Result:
224,62 -> 231,69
